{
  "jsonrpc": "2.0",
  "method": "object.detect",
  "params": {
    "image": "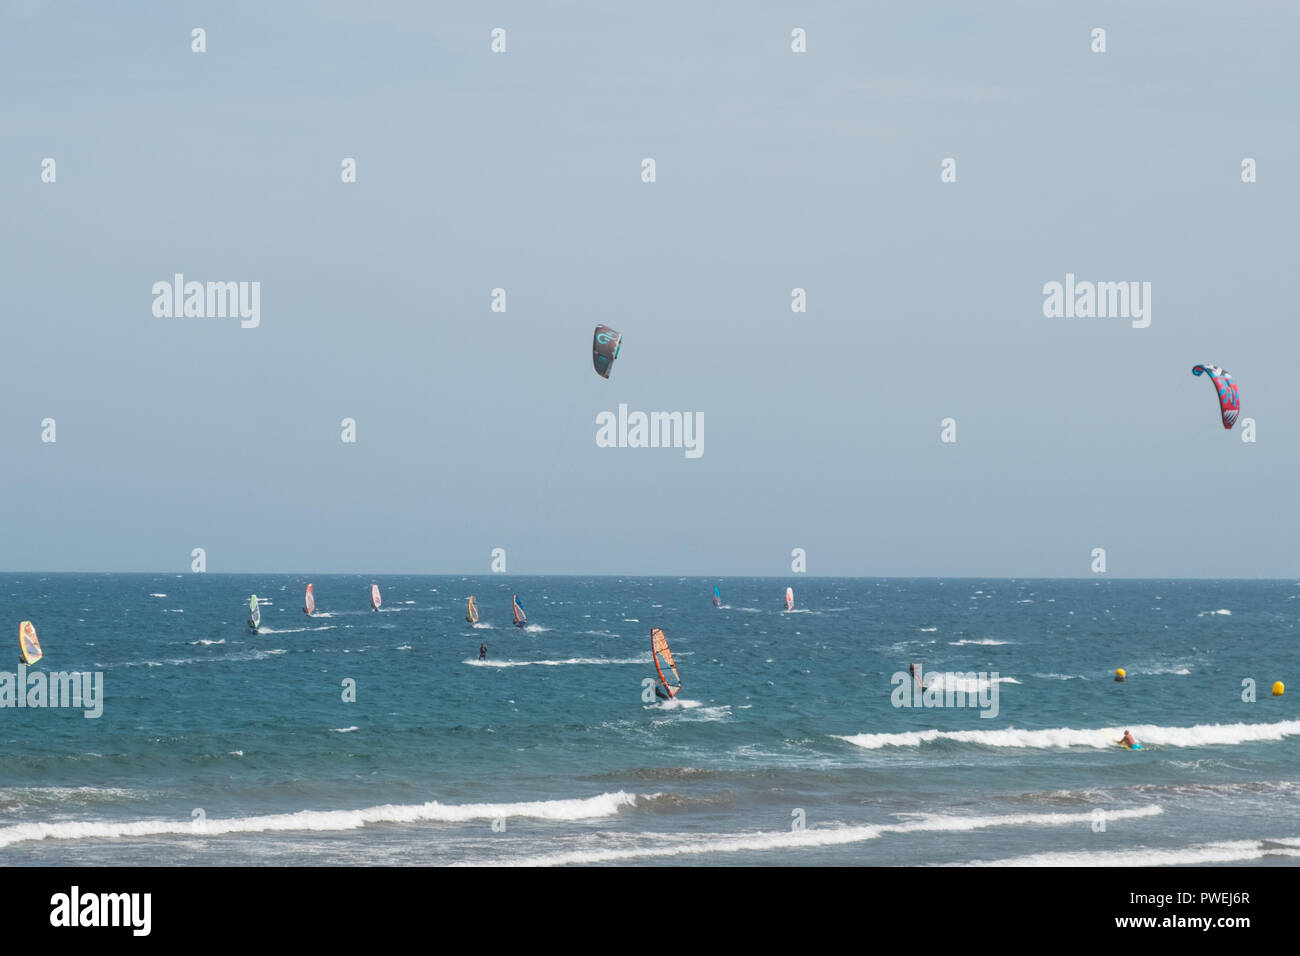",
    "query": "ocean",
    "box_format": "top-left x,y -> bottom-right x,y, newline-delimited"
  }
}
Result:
1,574 -> 1297,866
